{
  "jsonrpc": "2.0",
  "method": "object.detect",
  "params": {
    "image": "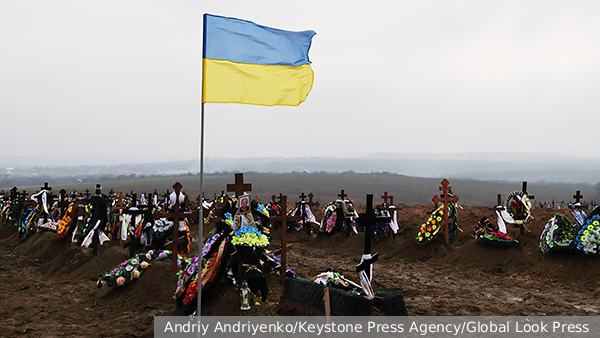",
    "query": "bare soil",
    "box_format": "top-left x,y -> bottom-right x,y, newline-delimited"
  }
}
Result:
1,204 -> 599,338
